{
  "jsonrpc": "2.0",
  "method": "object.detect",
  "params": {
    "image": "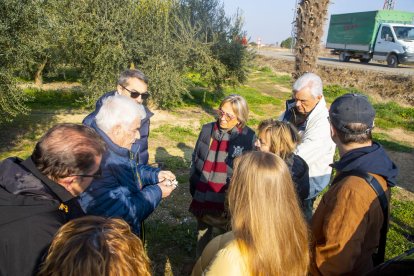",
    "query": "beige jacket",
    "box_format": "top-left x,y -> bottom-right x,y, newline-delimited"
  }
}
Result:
192,231 -> 249,276
311,173 -> 389,275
